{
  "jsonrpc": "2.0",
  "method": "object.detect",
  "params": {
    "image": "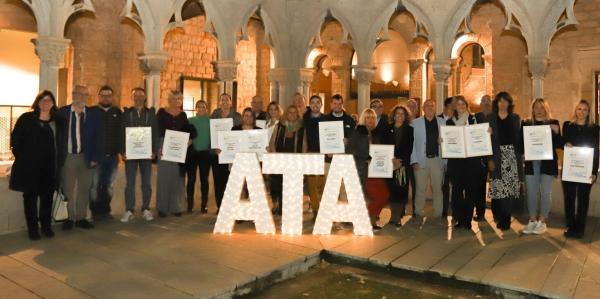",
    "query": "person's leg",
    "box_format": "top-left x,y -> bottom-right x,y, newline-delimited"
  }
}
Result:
430,158 -> 444,218
62,155 -> 78,221
539,174 -> 554,221
103,155 -> 119,215
562,181 -> 577,231
212,162 -> 228,209
139,160 -> 152,211
525,174 -> 541,220
501,198 -> 513,229
124,160 -> 138,212
88,155 -> 103,216
198,151 -> 211,211
575,183 -> 592,236
76,156 -> 94,222
407,166 -> 416,216
156,160 -> 168,214
442,169 -> 450,217
186,151 -> 199,212
39,189 -> 54,236
413,163 -> 429,217
22,192 -> 39,239
170,164 -> 184,214
474,164 -> 488,218
450,177 -> 463,226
